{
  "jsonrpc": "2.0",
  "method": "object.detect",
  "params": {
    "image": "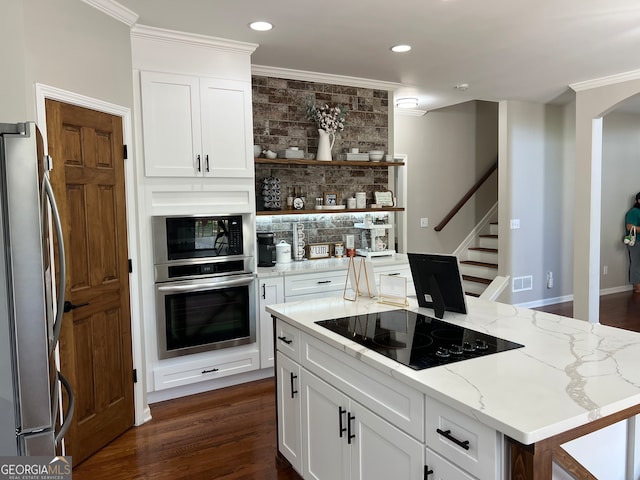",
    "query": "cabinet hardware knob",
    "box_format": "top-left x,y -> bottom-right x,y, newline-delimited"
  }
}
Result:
436,428 -> 470,450
290,372 -> 298,398
338,407 -> 347,438
277,336 -> 293,345
347,412 -> 356,444
201,368 -> 219,374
